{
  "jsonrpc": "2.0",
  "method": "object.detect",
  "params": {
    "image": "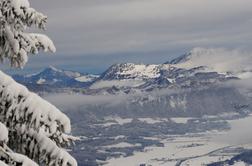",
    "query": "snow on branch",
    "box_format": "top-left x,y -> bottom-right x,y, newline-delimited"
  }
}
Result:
0,146 -> 39,166
30,33 -> 56,53
0,70 -> 77,165
0,161 -> 8,166
0,0 -> 55,68
0,122 -> 8,143
0,0 -> 77,165
17,128 -> 77,166
2,0 -> 47,29
0,71 -> 71,134
0,123 -> 39,166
